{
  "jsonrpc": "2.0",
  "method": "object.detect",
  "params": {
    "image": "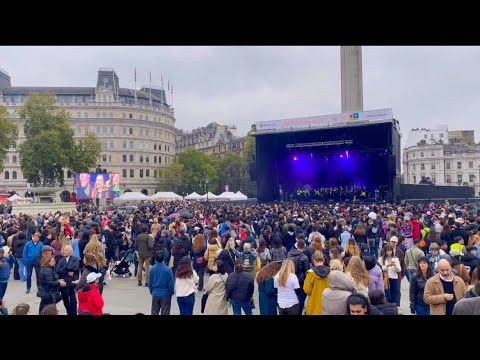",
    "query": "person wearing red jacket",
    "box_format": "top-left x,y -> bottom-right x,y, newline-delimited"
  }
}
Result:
77,272 -> 104,315
411,218 -> 421,241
